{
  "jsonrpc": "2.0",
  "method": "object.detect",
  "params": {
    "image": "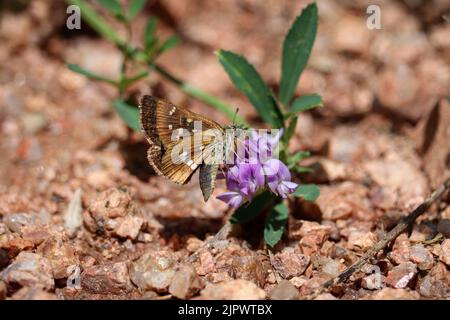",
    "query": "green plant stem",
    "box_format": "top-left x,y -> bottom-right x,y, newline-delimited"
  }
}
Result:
67,0 -> 125,46
150,63 -> 249,126
118,21 -> 133,97
121,23 -> 133,74
66,0 -> 248,126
